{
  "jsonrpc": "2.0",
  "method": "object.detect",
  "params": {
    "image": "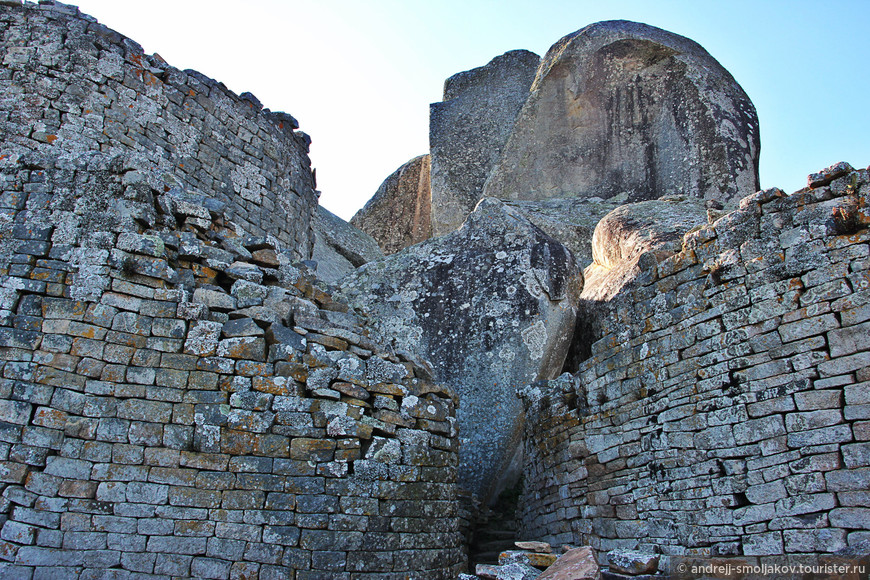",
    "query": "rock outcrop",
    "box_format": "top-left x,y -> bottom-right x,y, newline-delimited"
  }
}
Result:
311,205 -> 383,282
483,20 -> 760,207
502,198 -> 623,268
339,199 -> 584,501
429,50 -> 540,236
581,196 -> 709,301
350,154 -> 432,255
